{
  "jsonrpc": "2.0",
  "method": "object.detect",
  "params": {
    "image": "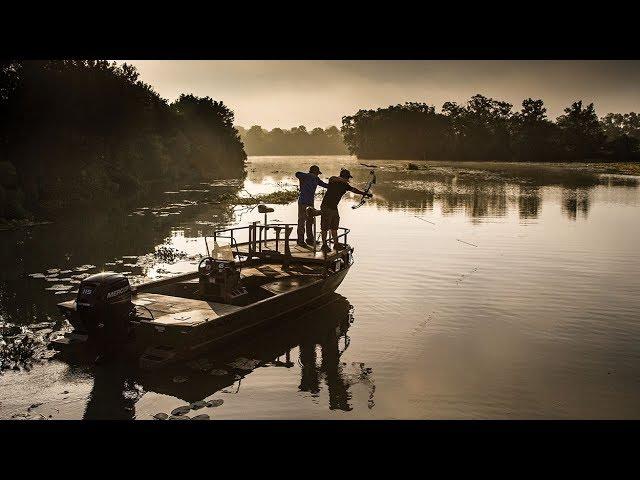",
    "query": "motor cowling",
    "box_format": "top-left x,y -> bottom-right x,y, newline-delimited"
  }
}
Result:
76,272 -> 133,341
